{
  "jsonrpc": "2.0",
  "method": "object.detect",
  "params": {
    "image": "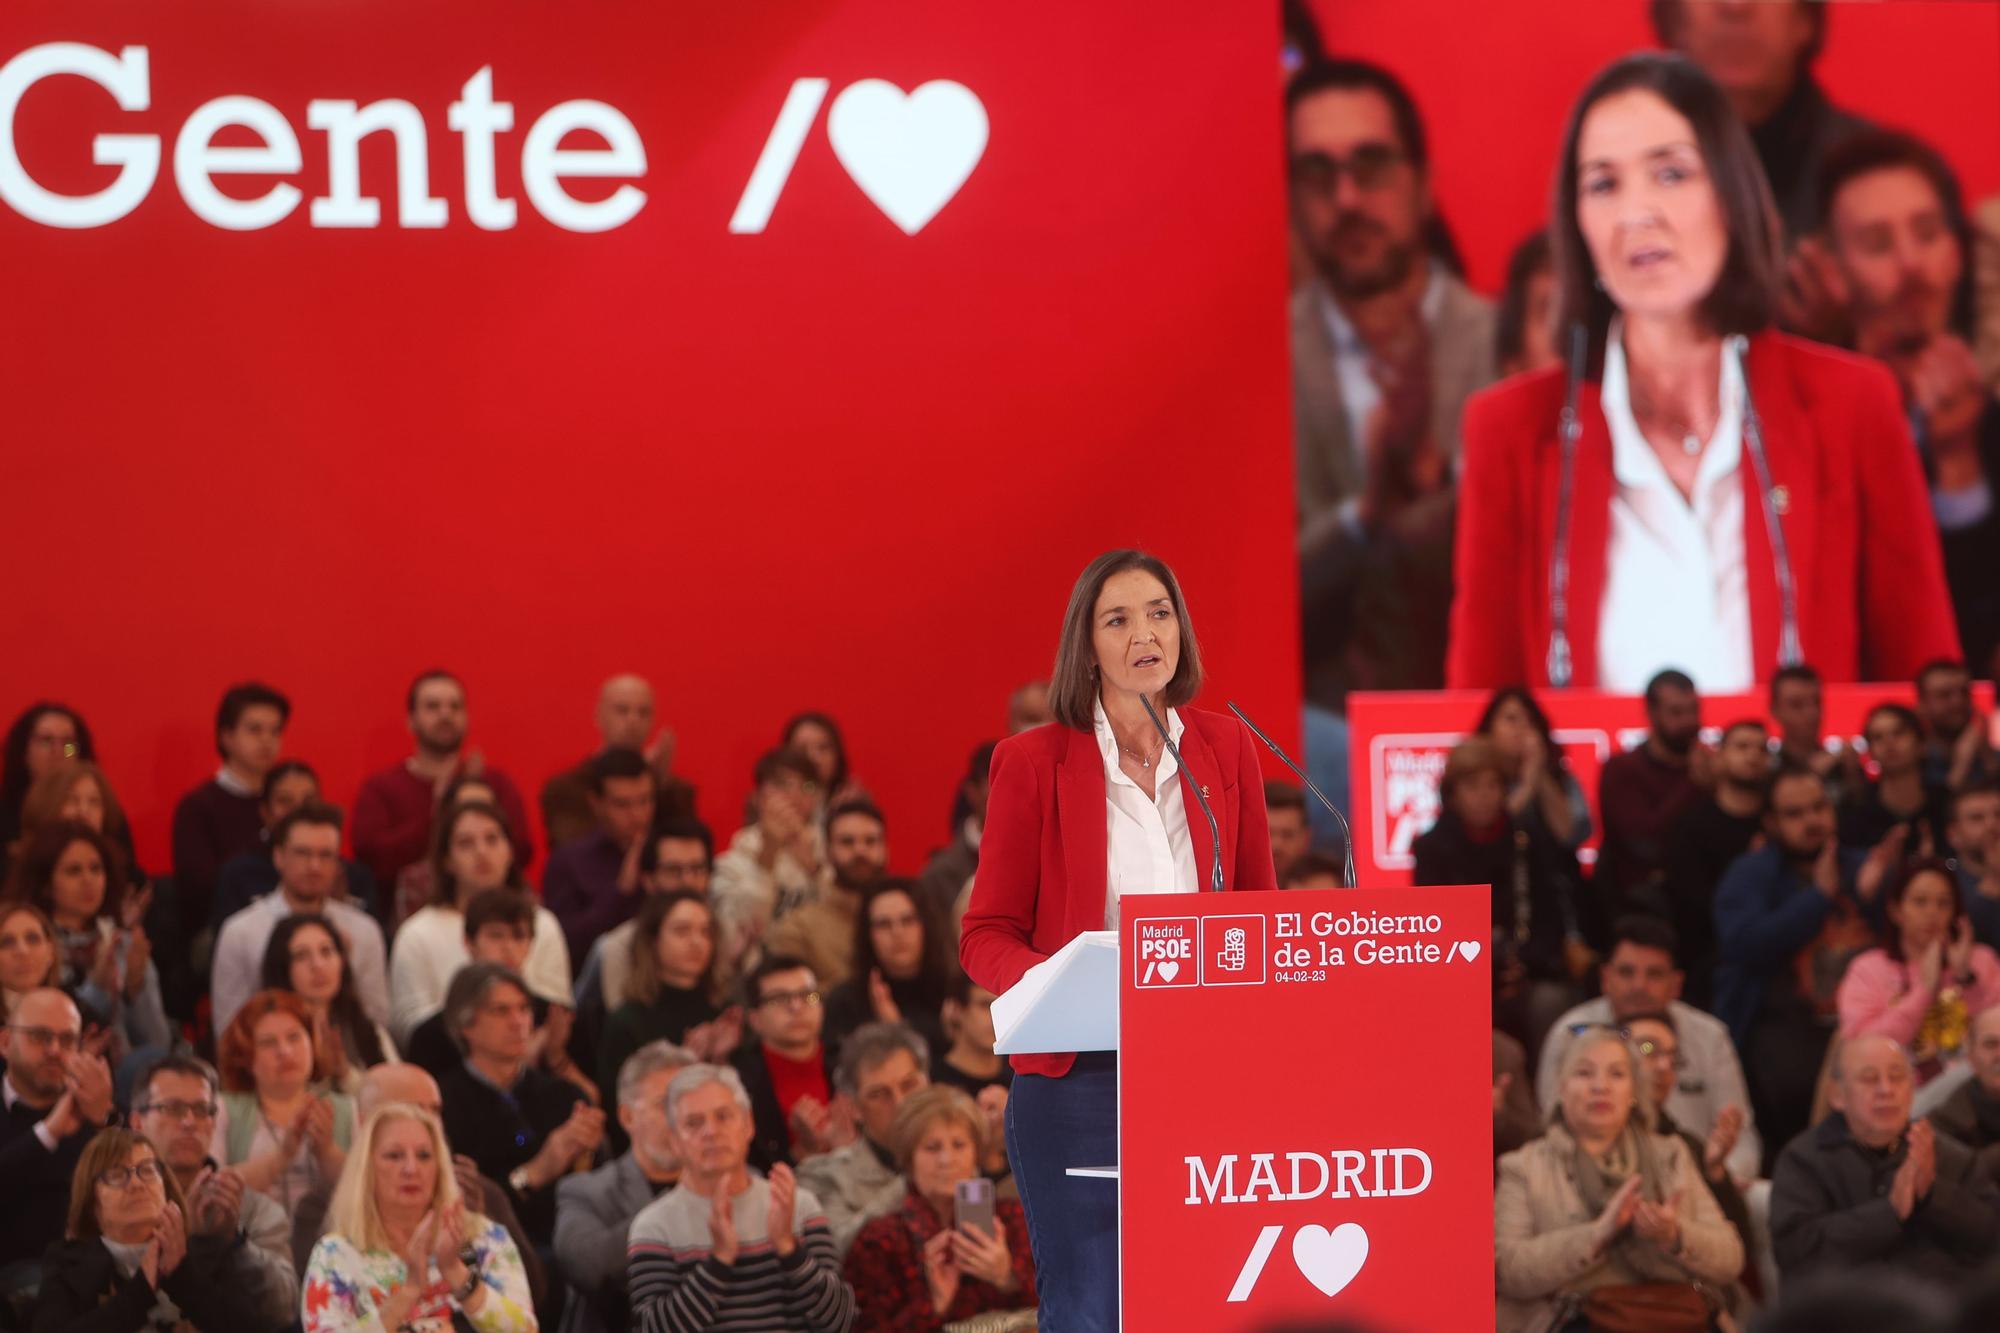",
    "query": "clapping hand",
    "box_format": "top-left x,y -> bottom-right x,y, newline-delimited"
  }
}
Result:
709,1181 -> 740,1266
867,968 -> 903,1024
1857,826 -> 1910,903
1945,916 -> 1975,985
767,1162 -> 799,1257
1631,1190 -> 1683,1252
1589,1175 -> 1644,1254
1703,1106 -> 1744,1182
